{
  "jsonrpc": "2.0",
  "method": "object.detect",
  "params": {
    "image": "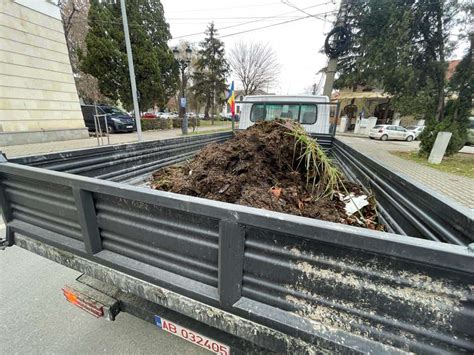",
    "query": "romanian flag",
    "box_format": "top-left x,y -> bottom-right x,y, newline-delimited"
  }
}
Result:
227,81 -> 235,116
